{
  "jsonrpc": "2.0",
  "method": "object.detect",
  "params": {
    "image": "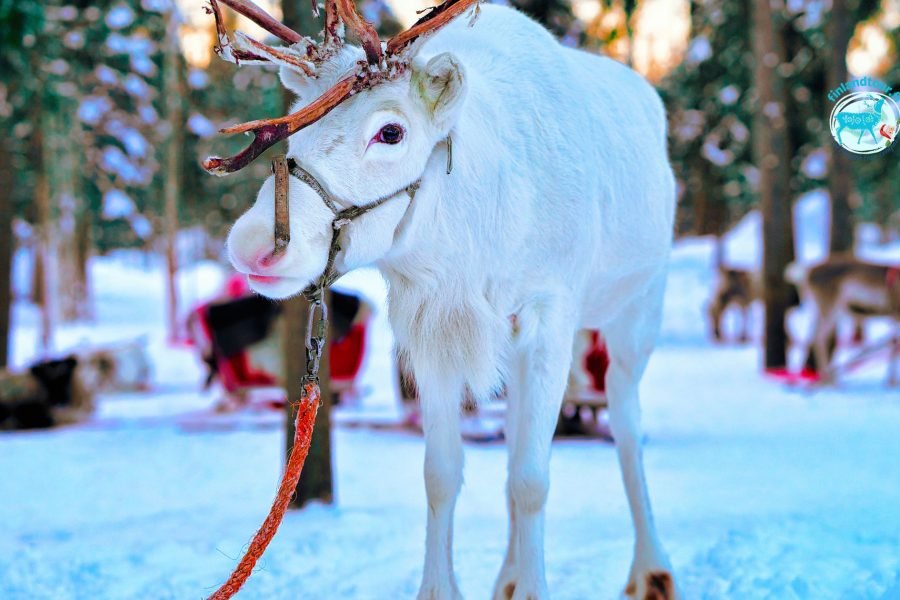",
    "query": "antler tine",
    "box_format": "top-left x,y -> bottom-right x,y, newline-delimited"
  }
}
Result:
386,0 -> 479,55
216,0 -> 303,44
333,0 -> 383,65
202,75 -> 358,175
322,0 -> 342,48
208,0 -> 272,64
234,32 -> 316,76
